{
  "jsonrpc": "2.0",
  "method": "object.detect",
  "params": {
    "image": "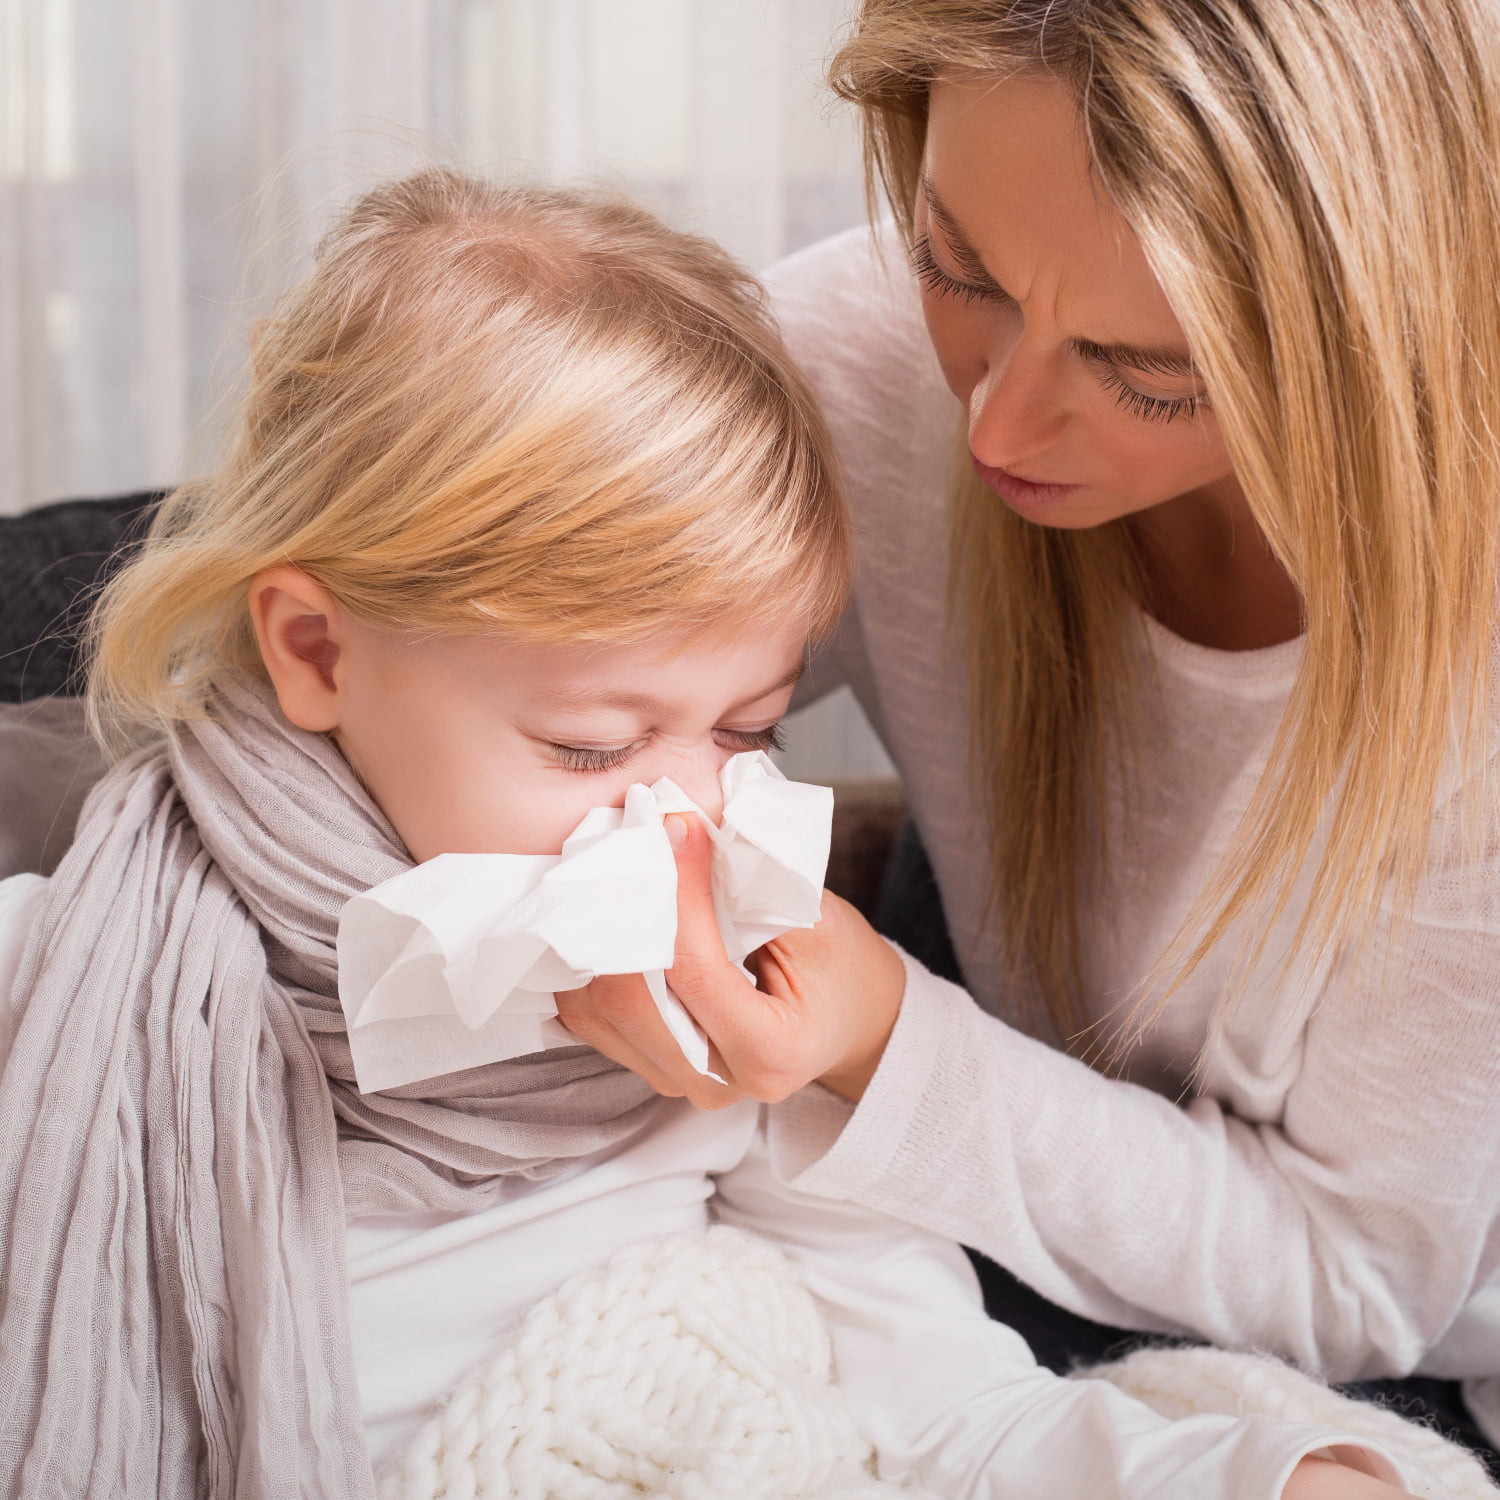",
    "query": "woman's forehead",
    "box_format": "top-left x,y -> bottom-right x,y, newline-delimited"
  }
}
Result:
923,71 -> 1190,353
